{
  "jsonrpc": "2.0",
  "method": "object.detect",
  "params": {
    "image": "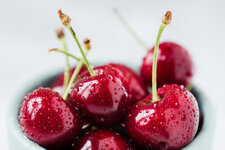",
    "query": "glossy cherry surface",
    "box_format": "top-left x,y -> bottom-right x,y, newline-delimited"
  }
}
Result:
126,84 -> 199,150
19,87 -> 83,149
141,42 -> 194,88
52,65 -> 87,94
70,73 -> 132,127
107,63 -> 149,103
75,129 -> 135,150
